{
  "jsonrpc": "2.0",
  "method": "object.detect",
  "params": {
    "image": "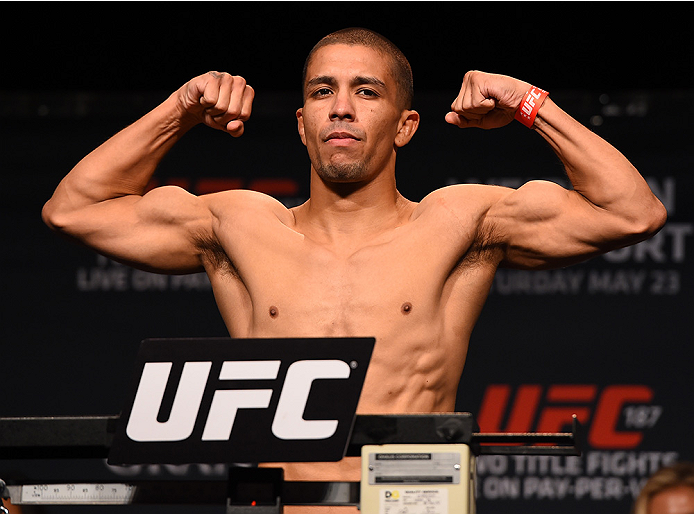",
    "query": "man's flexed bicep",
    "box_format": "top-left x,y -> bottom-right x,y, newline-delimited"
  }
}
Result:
447,70 -> 667,270
44,185 -> 214,274
486,179 -> 657,270
42,71 -> 254,272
